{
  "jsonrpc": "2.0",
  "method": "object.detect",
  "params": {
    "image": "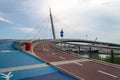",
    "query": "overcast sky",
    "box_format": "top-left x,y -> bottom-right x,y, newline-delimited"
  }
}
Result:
0,0 -> 120,43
